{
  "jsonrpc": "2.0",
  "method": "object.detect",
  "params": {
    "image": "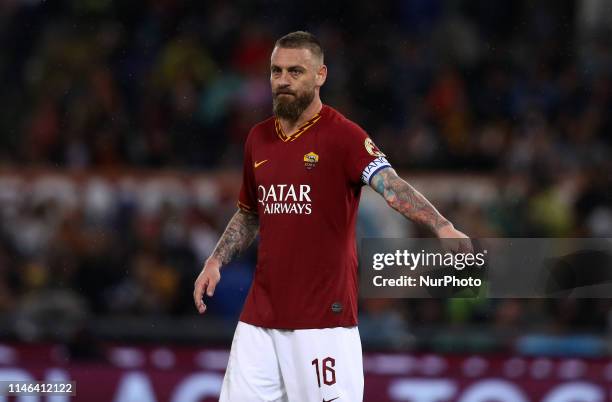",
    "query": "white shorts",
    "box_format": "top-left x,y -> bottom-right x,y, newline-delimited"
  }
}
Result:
219,321 -> 364,402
